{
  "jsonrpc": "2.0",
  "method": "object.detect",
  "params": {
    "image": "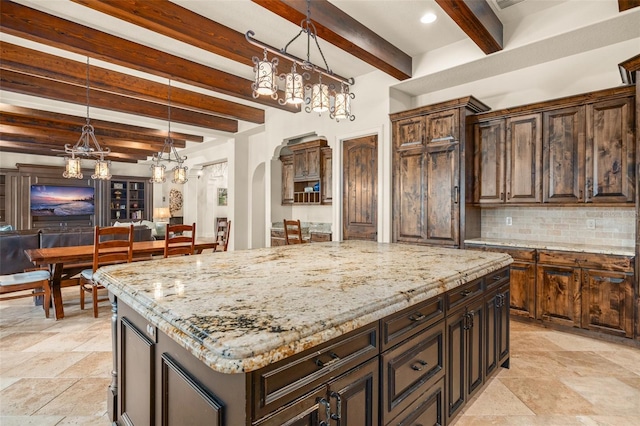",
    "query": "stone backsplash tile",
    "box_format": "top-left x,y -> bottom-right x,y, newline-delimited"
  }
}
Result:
480,207 -> 636,248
